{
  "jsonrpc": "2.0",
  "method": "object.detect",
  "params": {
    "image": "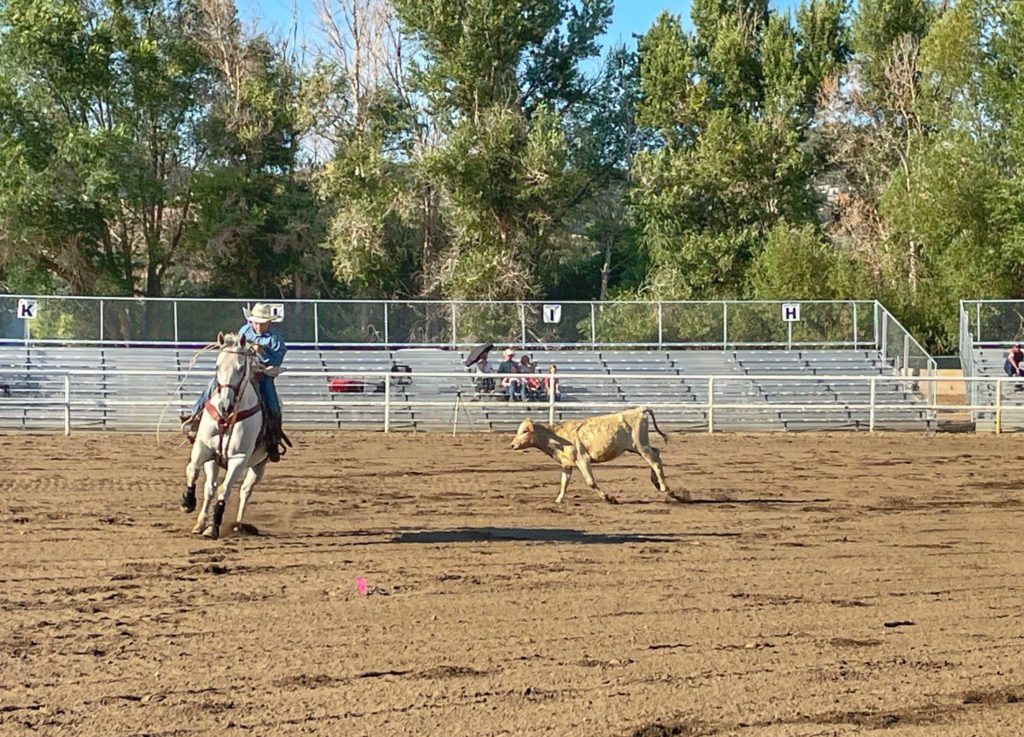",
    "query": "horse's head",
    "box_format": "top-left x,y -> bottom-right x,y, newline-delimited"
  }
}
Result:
212,332 -> 257,416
